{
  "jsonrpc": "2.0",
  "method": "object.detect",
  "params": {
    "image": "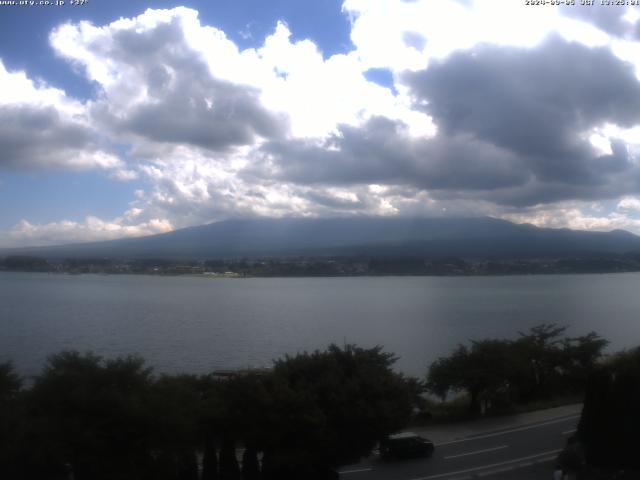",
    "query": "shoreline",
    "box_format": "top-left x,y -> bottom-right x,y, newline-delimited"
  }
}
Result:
2,269 -> 640,279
